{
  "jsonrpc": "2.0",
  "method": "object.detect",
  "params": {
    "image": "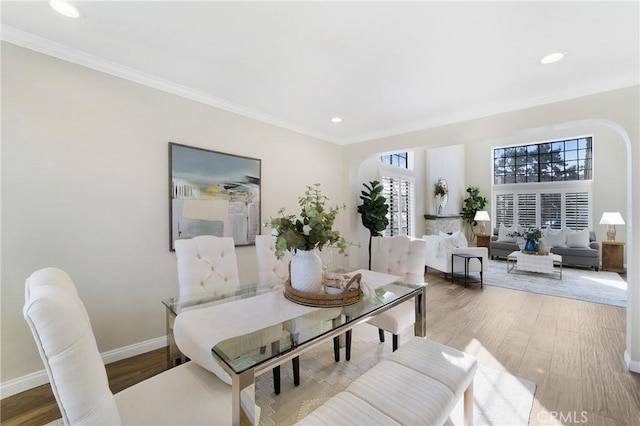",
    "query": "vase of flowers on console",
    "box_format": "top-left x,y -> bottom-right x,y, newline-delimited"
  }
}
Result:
265,184 -> 352,293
